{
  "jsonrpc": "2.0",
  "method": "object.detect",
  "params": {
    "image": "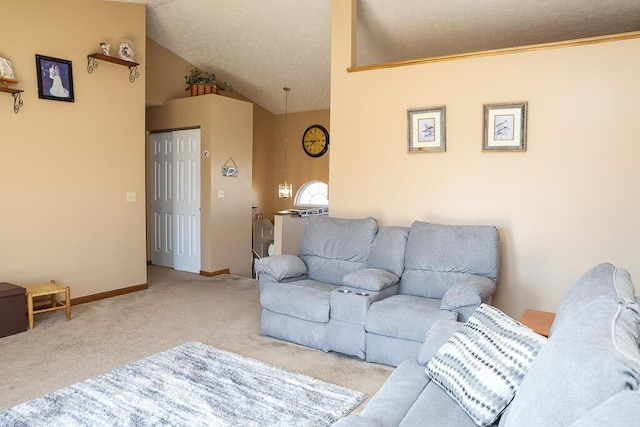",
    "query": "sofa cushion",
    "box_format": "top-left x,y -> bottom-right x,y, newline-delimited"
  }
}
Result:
367,226 -> 409,277
400,221 -> 500,298
298,216 -> 378,285
343,268 -> 400,292
550,262 -> 637,336
500,263 -> 640,427
259,279 -> 338,323
366,295 -> 458,342
426,304 -> 546,427
400,382 -> 478,427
